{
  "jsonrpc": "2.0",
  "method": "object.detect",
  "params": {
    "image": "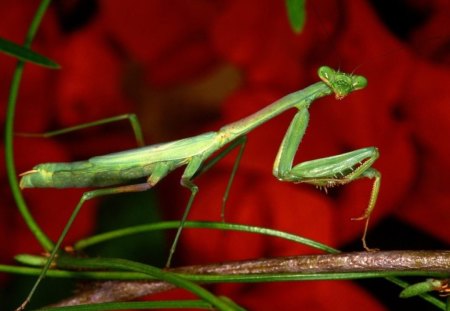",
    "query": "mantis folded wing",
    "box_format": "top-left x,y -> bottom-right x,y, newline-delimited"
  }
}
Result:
18,66 -> 380,309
